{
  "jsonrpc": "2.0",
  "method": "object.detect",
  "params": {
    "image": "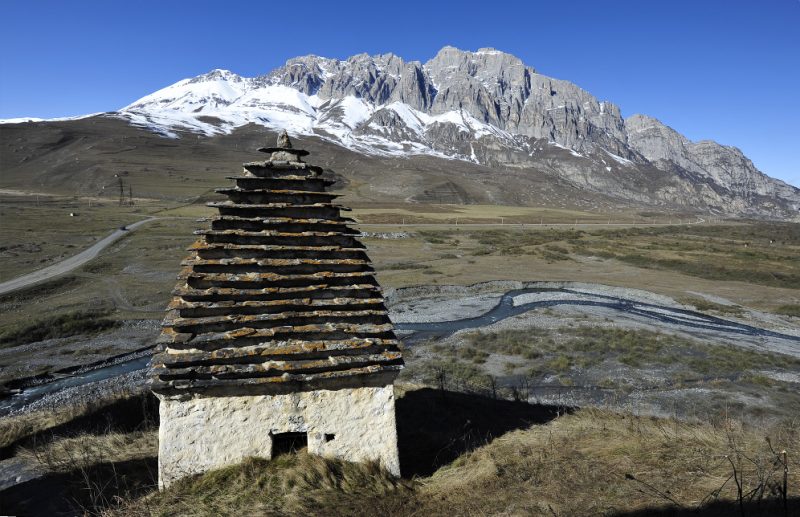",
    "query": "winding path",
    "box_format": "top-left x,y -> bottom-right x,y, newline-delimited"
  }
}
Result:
398,288 -> 800,349
0,217 -> 157,296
